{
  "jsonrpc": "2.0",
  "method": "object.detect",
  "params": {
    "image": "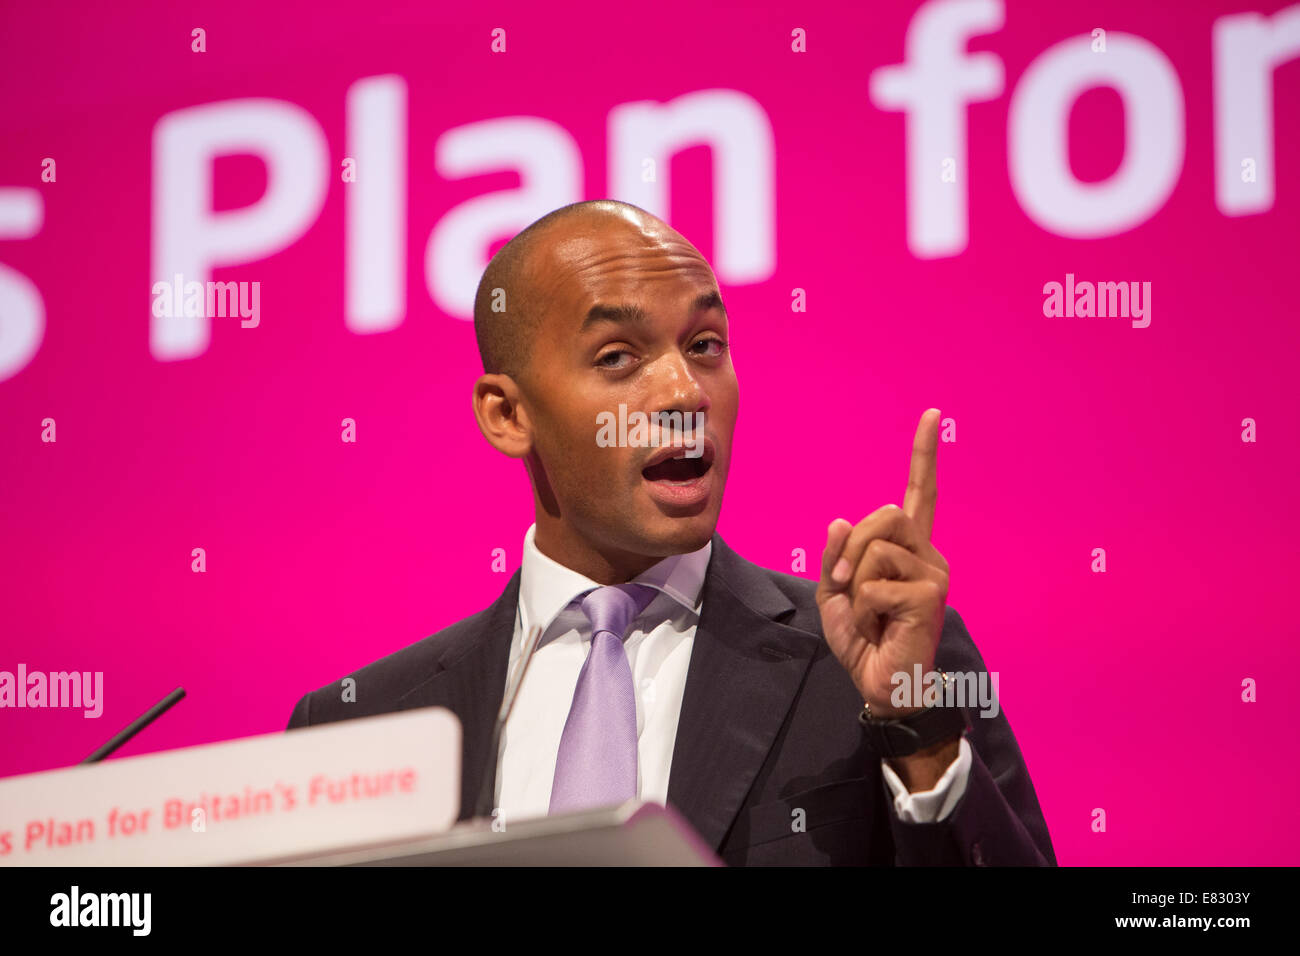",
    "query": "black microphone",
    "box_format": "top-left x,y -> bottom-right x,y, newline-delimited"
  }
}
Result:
81,687 -> 186,763
473,626 -> 542,819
